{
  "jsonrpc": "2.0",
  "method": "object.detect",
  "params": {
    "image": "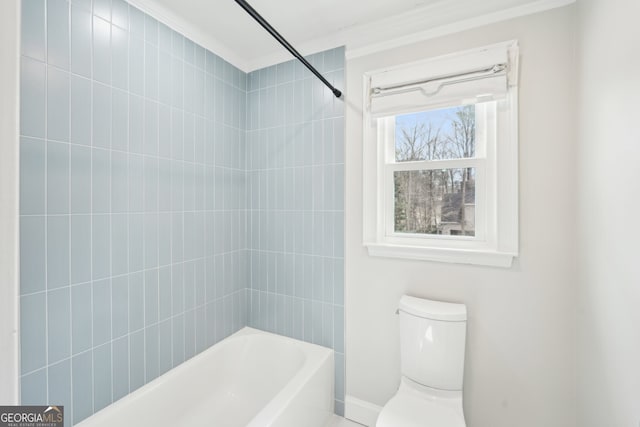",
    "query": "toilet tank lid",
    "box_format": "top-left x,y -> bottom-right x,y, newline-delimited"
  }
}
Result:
399,296 -> 467,321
